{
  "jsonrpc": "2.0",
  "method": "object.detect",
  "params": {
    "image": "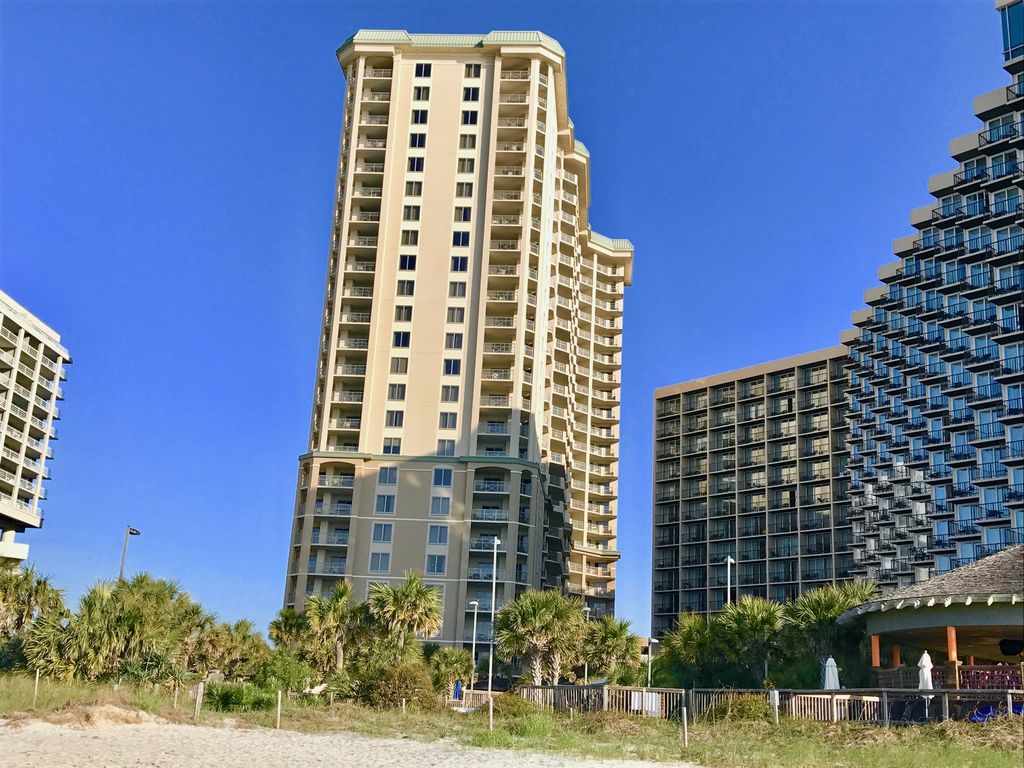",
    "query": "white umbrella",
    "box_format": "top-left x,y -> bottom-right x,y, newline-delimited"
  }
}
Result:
917,650 -> 934,693
823,656 -> 841,690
